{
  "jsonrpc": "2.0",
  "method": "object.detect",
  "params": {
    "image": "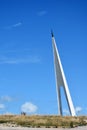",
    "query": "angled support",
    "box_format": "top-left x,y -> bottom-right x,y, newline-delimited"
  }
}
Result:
51,32 -> 76,116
